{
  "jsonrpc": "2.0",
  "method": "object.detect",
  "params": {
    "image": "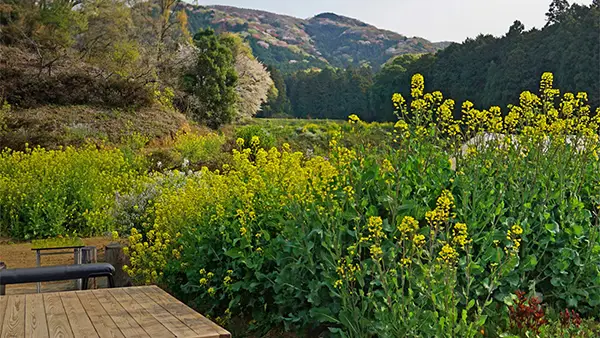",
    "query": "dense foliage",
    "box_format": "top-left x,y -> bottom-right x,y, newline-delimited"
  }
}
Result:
286,66 -> 373,119
0,0 -> 274,129
180,29 -> 238,128
258,66 -> 293,118
120,74 -> 598,336
0,144 -> 148,239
